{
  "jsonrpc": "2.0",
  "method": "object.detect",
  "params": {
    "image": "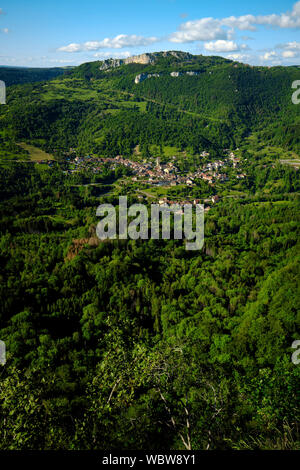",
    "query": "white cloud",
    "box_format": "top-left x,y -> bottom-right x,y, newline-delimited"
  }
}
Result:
259,40 -> 300,63
58,43 -> 82,53
169,18 -> 230,43
0,56 -> 17,64
282,50 -> 297,58
262,51 -> 278,61
226,53 -> 252,62
0,54 -> 82,67
93,51 -> 131,59
255,1 -> 300,28
169,2 -> 300,45
276,41 -> 300,59
58,34 -> 158,53
47,58 -> 76,64
259,51 -> 283,64
222,2 -> 300,30
84,35 -> 158,49
204,40 -> 238,52
204,40 -> 248,52
279,41 -> 300,50
221,15 -> 257,31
